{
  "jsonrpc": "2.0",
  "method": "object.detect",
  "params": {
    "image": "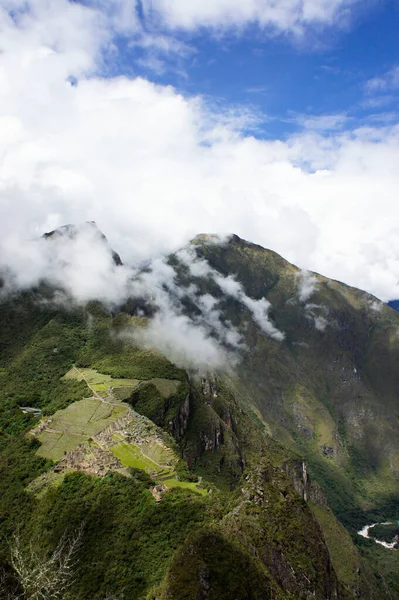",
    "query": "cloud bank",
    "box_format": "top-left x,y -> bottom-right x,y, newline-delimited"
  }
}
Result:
124,244 -> 285,370
0,0 -> 399,303
1,222 -> 285,370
